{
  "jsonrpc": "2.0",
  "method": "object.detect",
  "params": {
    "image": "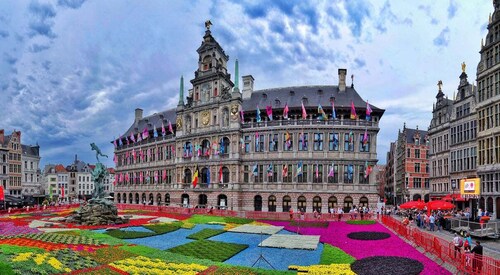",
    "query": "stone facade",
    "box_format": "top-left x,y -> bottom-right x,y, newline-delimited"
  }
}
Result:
113,24 -> 385,213
0,130 -> 24,197
21,144 -> 41,196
